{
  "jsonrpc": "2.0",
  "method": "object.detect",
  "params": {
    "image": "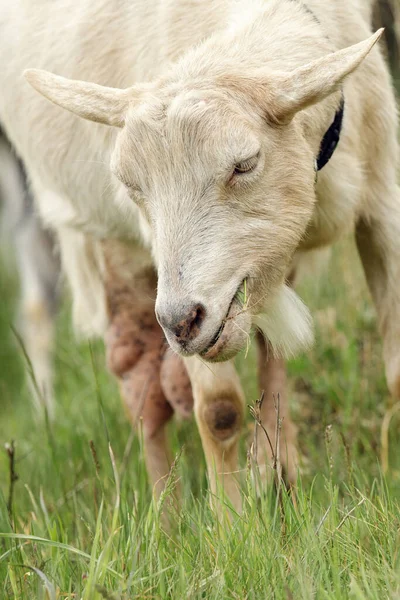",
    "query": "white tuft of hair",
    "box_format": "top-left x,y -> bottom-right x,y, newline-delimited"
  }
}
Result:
253,285 -> 314,358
